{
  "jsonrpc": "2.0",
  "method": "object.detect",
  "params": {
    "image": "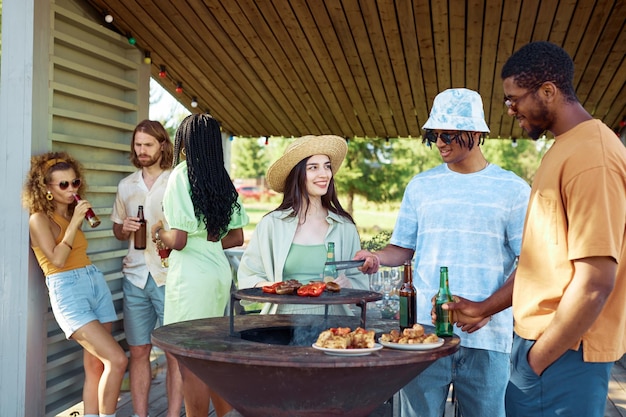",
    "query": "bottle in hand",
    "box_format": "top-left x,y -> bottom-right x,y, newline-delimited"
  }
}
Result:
435,266 -> 454,337
322,241 -> 338,282
134,205 -> 147,250
399,259 -> 417,330
73,194 -> 101,228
